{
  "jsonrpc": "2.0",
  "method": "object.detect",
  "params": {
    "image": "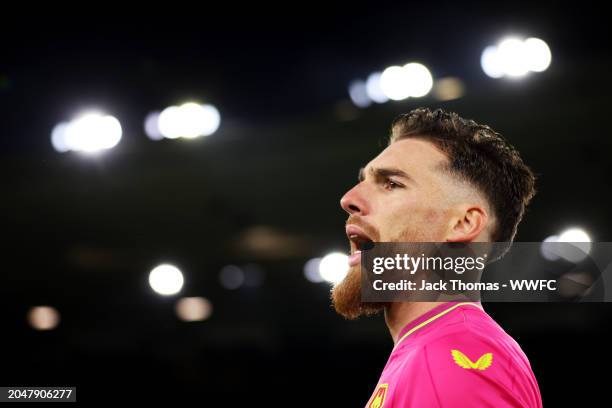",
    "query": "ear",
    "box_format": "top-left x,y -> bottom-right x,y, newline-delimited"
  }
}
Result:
446,205 -> 488,242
